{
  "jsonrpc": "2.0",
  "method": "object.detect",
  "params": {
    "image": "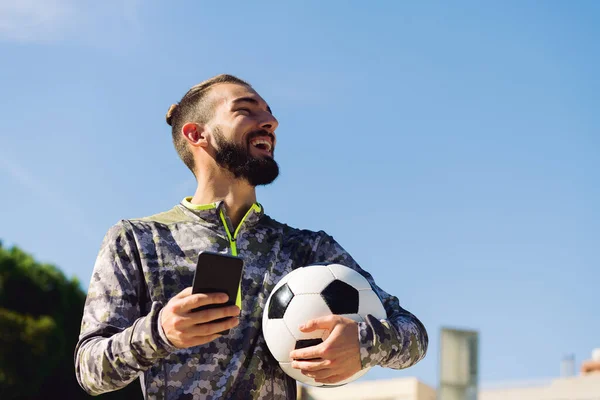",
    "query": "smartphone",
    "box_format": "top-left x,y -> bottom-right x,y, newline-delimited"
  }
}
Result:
191,251 -> 244,335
